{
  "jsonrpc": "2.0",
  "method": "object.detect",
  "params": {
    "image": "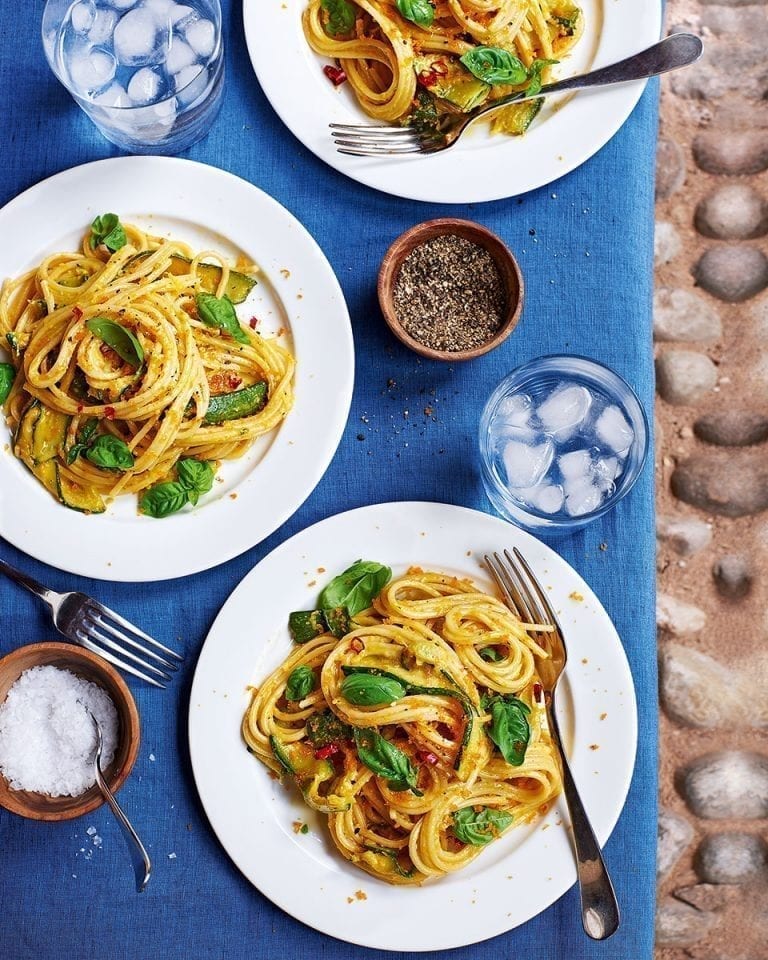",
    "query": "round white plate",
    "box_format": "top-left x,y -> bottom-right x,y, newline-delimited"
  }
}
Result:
243,0 -> 661,203
189,501 -> 637,951
0,157 -> 353,582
